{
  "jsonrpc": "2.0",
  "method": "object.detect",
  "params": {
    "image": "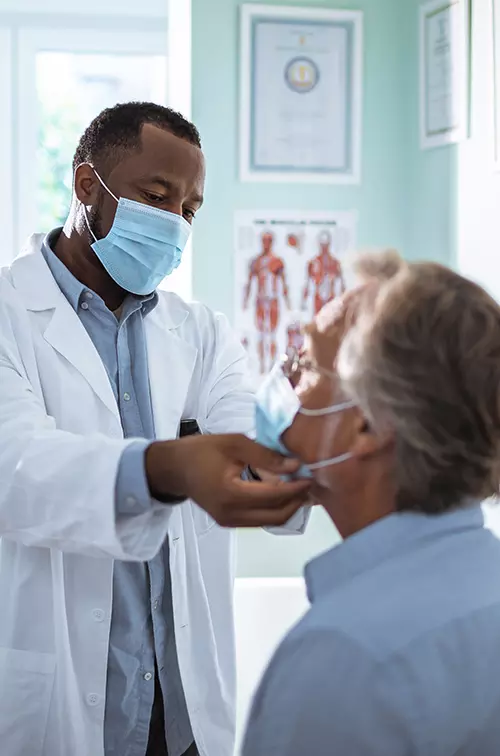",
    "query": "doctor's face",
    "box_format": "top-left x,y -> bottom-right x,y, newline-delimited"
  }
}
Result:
77,124 -> 205,241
